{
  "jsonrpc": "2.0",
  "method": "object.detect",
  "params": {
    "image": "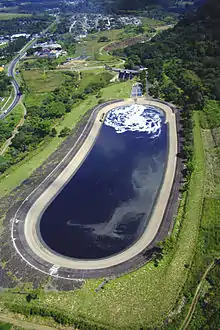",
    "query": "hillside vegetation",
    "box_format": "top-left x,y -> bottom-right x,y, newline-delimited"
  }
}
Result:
122,0 -> 219,104
88,0 -> 201,11
118,0 -> 220,328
